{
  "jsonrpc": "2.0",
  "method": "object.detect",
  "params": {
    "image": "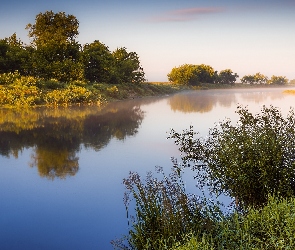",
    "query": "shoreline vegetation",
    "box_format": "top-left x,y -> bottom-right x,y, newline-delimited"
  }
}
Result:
0,72 -> 294,109
113,105 -> 295,250
1,10 -> 293,109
